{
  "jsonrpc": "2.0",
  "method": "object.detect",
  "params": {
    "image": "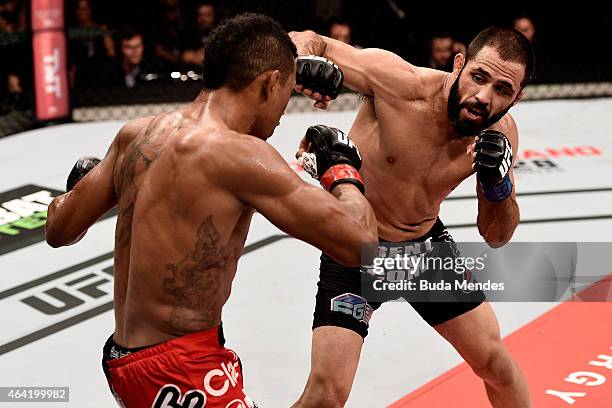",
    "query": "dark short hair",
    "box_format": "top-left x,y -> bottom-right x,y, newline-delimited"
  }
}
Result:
431,31 -> 453,40
195,1 -> 215,10
329,19 -> 350,28
116,27 -> 143,43
201,13 -> 297,91
466,26 -> 535,87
